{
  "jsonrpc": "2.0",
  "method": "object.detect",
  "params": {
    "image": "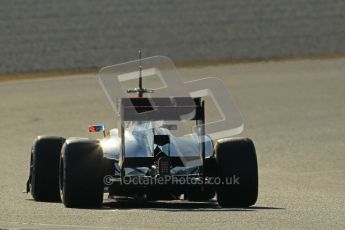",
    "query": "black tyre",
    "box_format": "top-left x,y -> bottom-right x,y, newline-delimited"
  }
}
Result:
30,136 -> 65,202
61,139 -> 104,208
216,138 -> 258,207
